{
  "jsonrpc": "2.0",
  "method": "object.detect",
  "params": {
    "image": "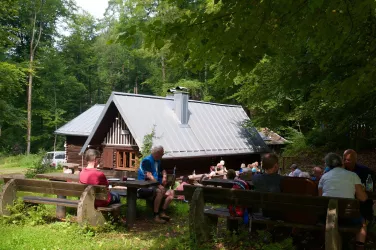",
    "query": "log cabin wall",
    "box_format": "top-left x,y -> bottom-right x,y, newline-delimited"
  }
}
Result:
66,136 -> 88,166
